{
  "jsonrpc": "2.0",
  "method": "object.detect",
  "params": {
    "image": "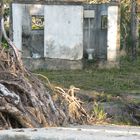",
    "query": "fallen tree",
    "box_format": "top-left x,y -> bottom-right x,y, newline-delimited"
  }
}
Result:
0,32 -> 91,129
0,2 -> 91,129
